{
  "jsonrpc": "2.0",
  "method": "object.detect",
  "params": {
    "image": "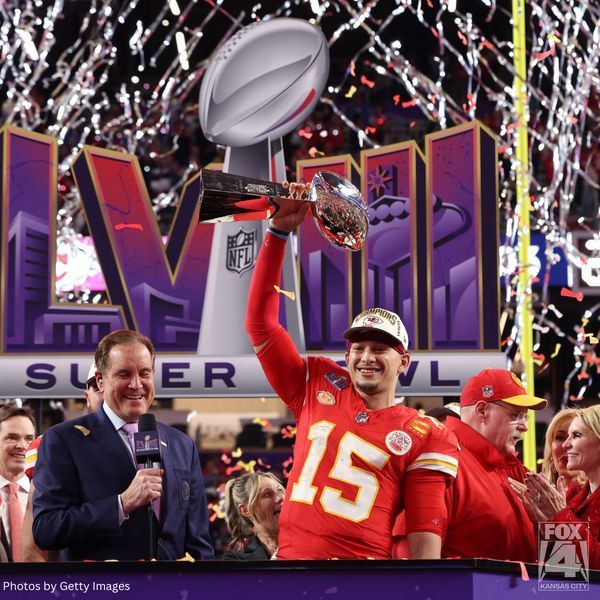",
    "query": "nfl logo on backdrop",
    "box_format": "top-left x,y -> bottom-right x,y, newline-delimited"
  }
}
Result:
226,229 -> 257,276
538,521 -> 590,591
